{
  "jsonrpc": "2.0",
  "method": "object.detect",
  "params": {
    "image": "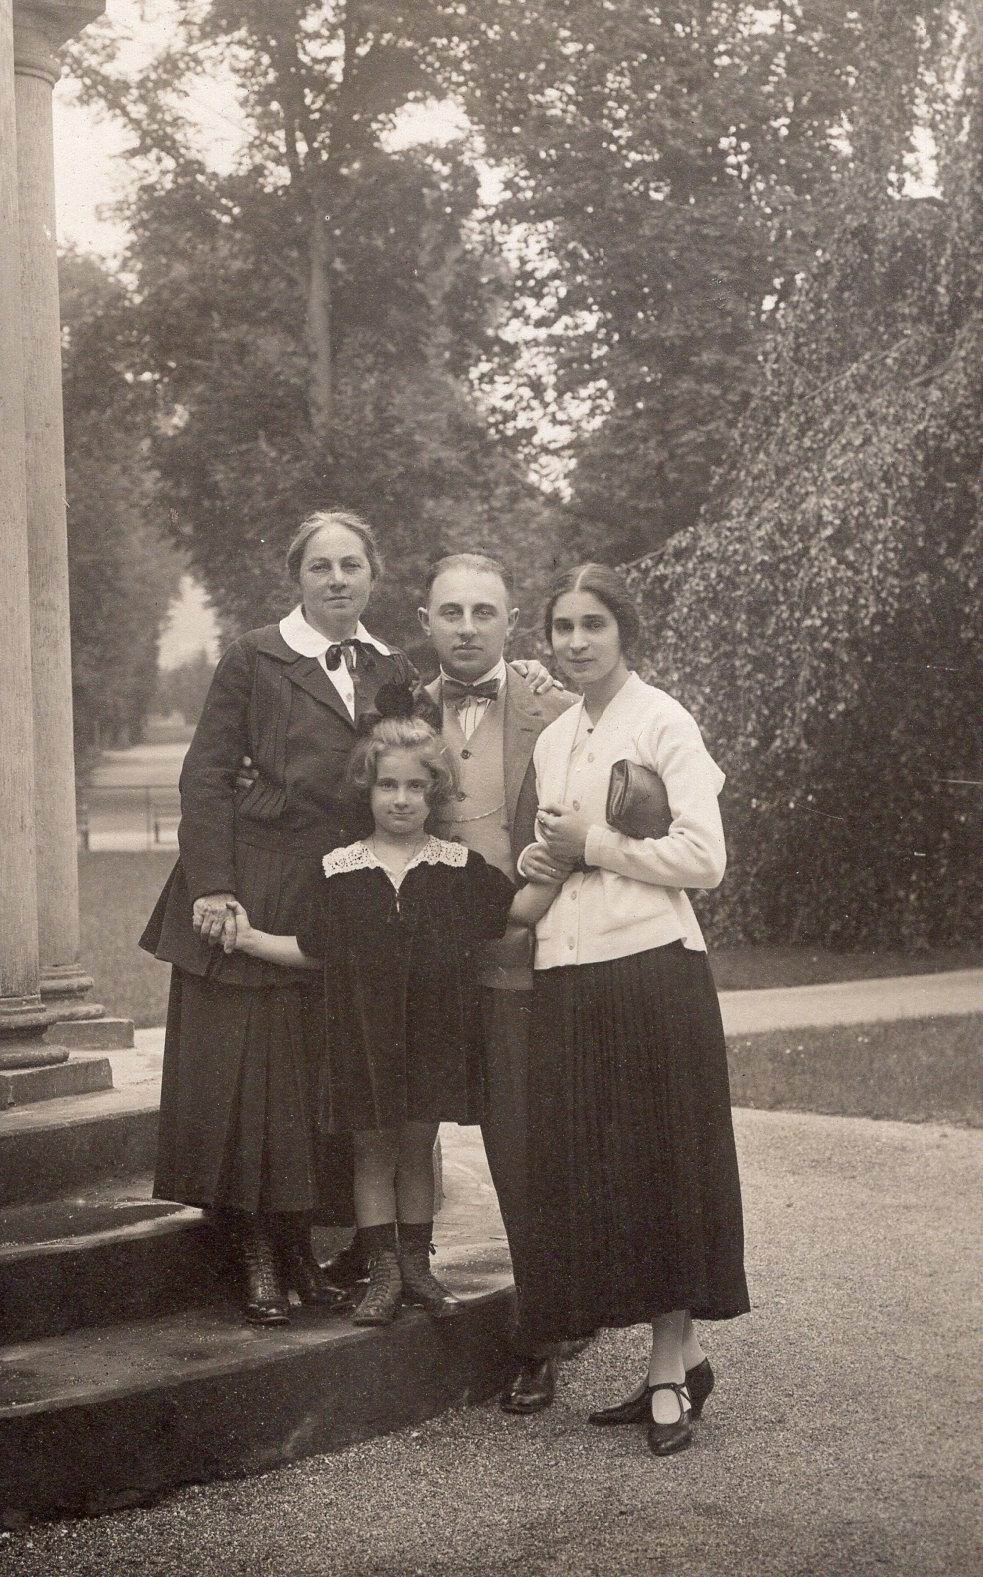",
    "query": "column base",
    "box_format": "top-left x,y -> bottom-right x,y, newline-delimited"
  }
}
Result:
0,1039 -> 69,1072
0,994 -> 51,1042
39,963 -> 95,1004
